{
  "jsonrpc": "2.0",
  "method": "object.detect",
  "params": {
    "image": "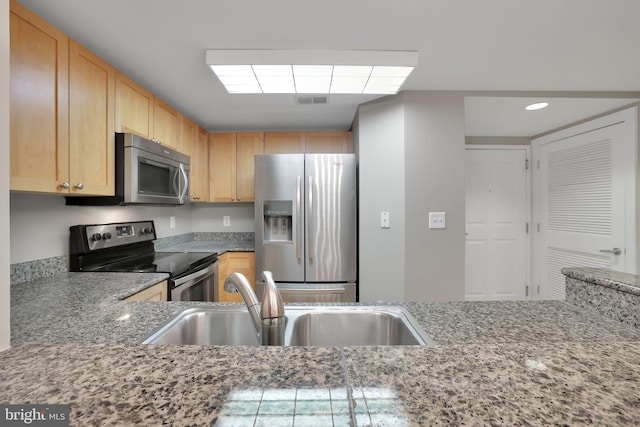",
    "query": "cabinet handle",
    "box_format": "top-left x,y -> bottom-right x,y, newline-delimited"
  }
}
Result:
599,248 -> 622,256
74,183 -> 84,190
237,197 -> 241,201
60,182 -> 70,189
231,197 -> 235,202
